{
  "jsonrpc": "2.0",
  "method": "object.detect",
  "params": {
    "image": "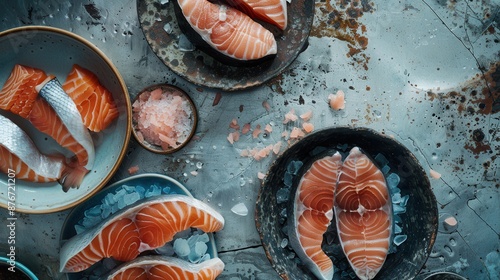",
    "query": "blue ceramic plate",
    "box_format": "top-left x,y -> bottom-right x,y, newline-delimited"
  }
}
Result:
61,173 -> 218,280
0,26 -> 131,213
0,256 -> 38,280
